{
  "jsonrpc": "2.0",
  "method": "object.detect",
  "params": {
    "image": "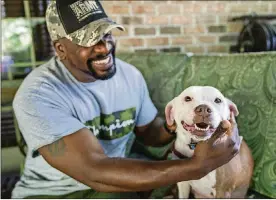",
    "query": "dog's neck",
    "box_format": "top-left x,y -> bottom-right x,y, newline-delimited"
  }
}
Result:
173,127 -> 199,159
